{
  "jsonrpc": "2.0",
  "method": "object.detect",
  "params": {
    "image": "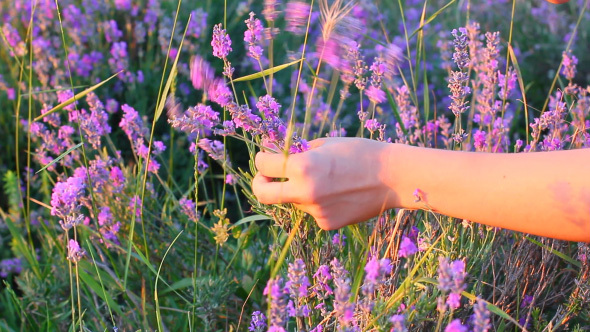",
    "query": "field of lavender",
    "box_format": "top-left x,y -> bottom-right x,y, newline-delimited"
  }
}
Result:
1,0 -> 589,331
